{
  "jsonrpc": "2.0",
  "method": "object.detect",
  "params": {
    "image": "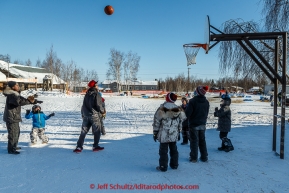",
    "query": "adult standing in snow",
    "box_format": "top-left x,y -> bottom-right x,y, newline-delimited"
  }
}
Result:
73,80 -> 106,153
185,86 -> 210,162
153,92 -> 186,172
3,81 -> 43,154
